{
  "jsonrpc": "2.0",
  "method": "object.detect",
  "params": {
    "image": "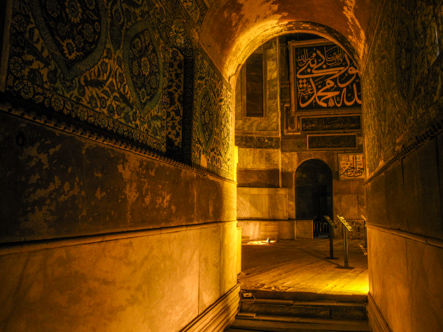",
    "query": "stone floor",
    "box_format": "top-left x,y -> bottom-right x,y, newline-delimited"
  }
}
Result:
239,238 -> 369,296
